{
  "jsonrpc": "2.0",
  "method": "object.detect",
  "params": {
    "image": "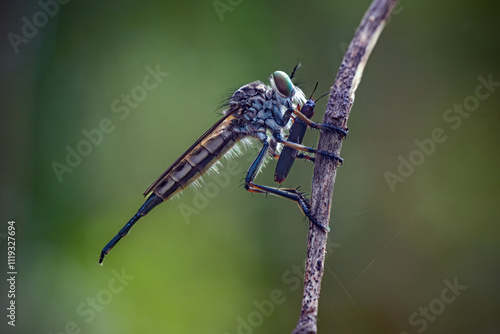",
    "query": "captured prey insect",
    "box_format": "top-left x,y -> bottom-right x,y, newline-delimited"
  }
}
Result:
274,83 -> 348,183
99,70 -> 347,265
